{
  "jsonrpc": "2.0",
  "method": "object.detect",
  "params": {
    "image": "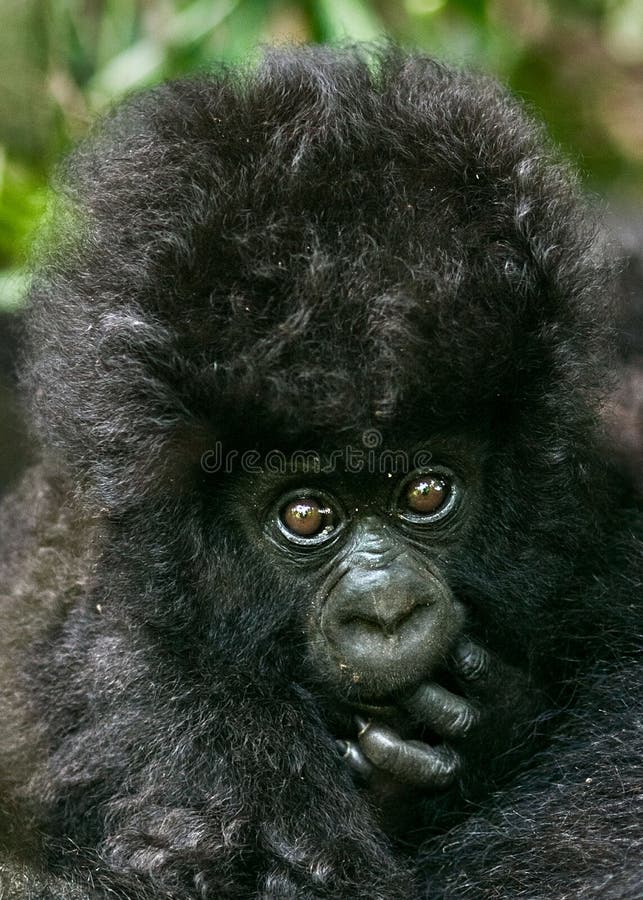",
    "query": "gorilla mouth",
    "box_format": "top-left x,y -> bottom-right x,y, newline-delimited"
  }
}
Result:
346,698 -> 399,719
